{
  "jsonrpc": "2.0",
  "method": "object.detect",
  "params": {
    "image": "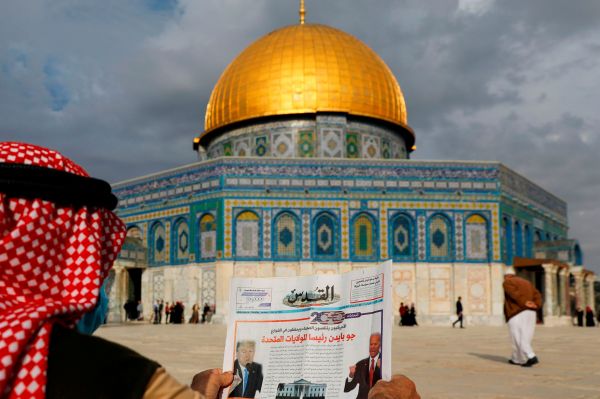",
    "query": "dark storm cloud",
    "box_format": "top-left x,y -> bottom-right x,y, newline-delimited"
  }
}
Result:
1,0 -> 599,271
